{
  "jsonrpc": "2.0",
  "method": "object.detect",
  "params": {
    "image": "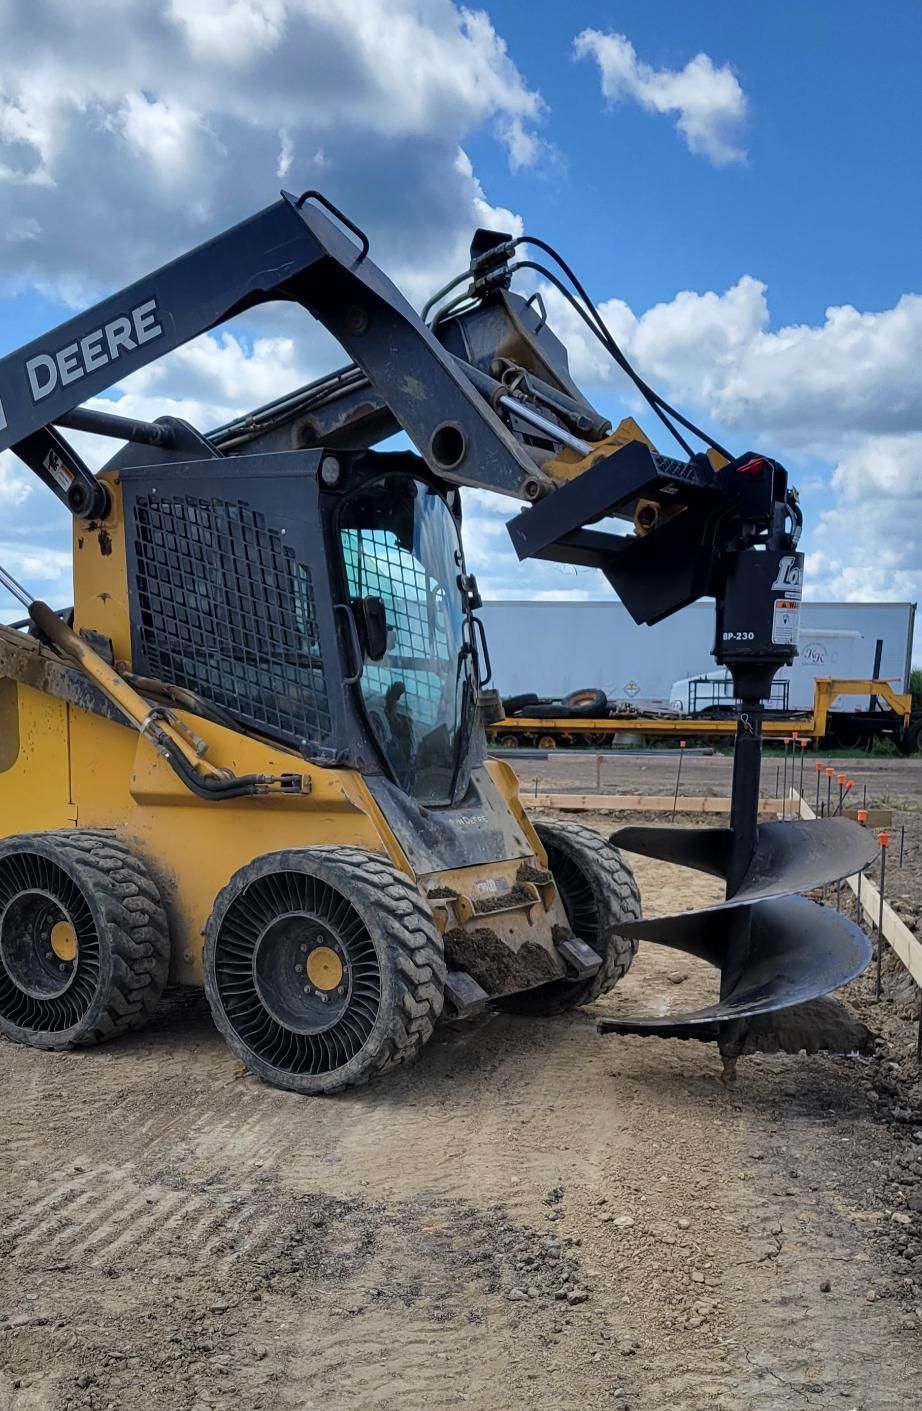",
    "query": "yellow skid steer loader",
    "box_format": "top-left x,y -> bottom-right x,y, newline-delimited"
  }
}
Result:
0,191 -> 874,1092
